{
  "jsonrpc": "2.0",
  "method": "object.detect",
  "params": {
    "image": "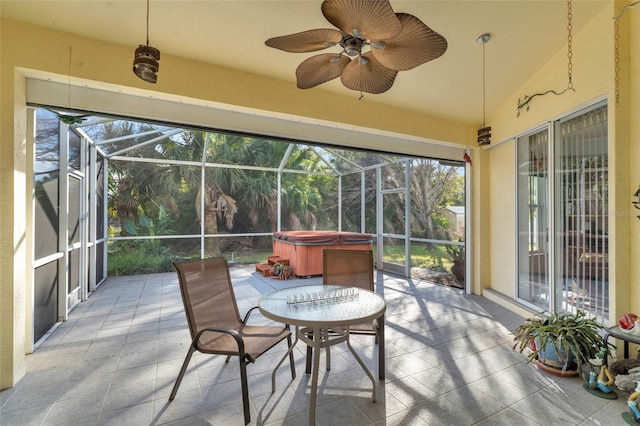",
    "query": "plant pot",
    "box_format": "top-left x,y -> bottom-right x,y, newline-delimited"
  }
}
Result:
534,336 -> 577,371
534,358 -> 579,377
